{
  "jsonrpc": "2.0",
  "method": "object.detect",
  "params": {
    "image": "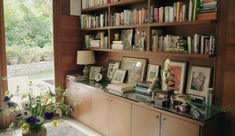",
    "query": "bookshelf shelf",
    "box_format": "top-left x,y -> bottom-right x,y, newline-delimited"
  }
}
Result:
109,0 -> 146,7
149,20 -> 217,27
82,27 -> 109,31
82,5 -> 108,12
90,48 -> 213,59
